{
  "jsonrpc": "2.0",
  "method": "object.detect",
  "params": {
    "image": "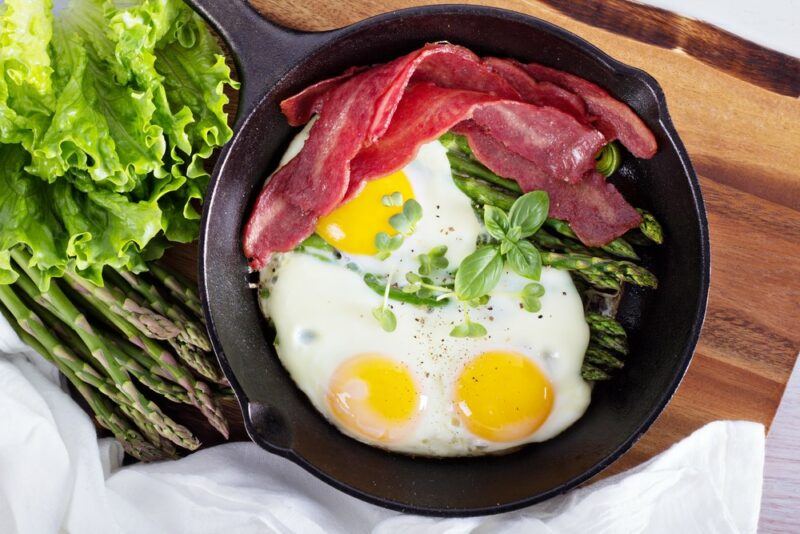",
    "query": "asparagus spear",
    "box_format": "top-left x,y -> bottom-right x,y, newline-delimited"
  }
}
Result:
585,346 -> 625,369
10,252 -> 200,450
65,271 -> 180,341
117,402 -> 177,458
637,209 -> 664,244
452,174 -> 516,211
540,251 -> 657,288
149,263 -> 204,322
0,286 -> 178,460
572,270 -> 622,292
585,312 -> 627,337
581,362 -> 611,381
106,269 -> 223,383
71,286 -> 229,439
363,273 -> 449,308
592,332 -> 628,354
39,306 -> 189,406
111,269 -> 211,352
447,152 -> 522,193
543,219 -> 638,260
